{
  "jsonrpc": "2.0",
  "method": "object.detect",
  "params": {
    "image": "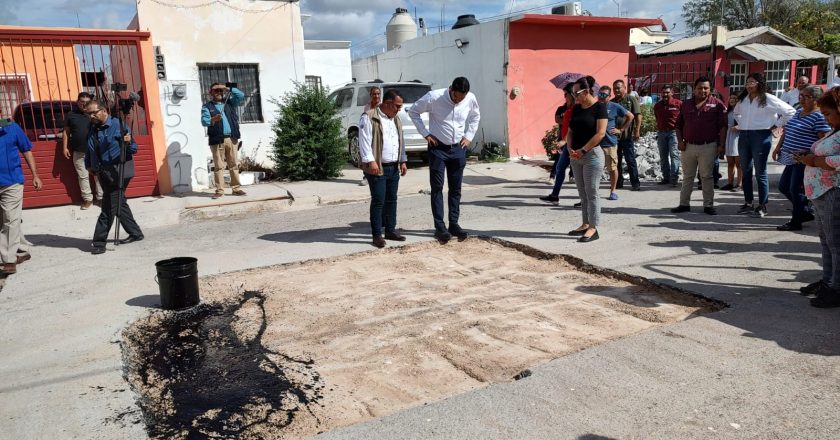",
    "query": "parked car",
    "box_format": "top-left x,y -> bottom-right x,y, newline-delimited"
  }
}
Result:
12,100 -> 74,142
328,80 -> 431,166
